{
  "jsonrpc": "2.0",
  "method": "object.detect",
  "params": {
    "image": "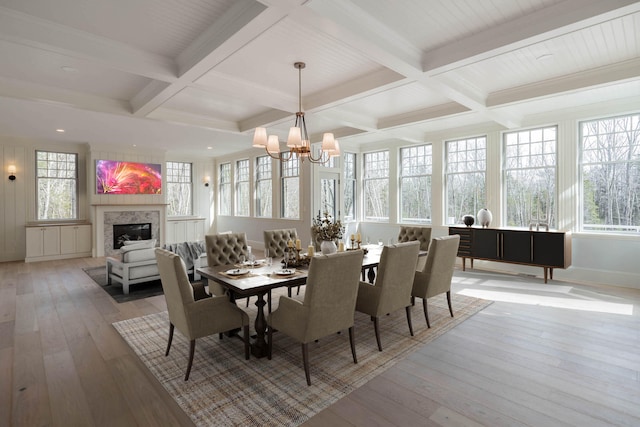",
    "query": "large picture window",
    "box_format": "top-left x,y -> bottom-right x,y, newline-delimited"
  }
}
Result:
581,113 -> 640,232
504,126 -> 557,228
446,136 -> 486,224
166,161 -> 192,216
218,163 -> 231,216
363,151 -> 389,221
36,150 -> 78,220
281,157 -> 299,219
235,159 -> 250,217
400,145 -> 432,223
255,156 -> 272,218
